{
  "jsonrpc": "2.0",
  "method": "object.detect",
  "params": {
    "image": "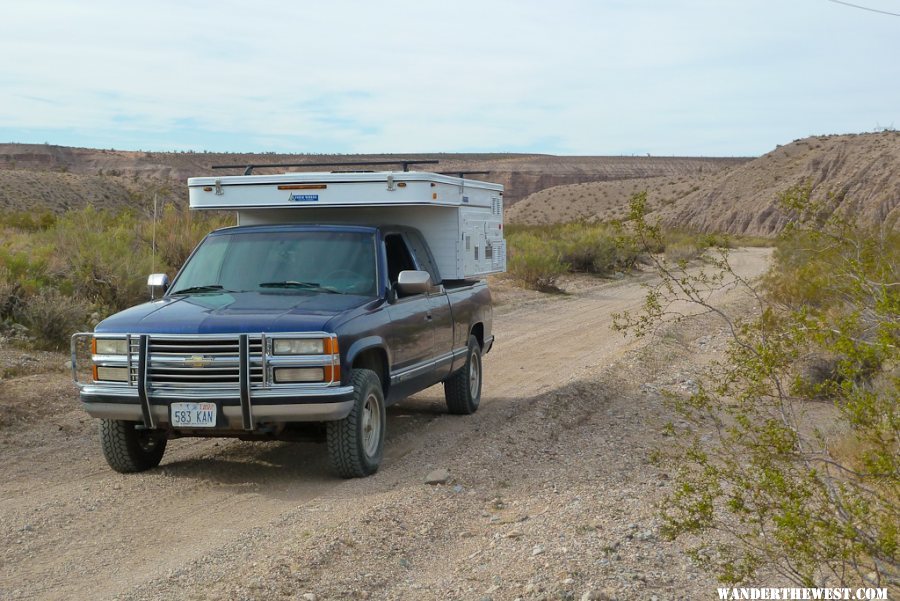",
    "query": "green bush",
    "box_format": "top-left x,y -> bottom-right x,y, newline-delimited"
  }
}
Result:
505,231 -> 568,291
555,222 -> 637,275
0,248 -> 53,293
